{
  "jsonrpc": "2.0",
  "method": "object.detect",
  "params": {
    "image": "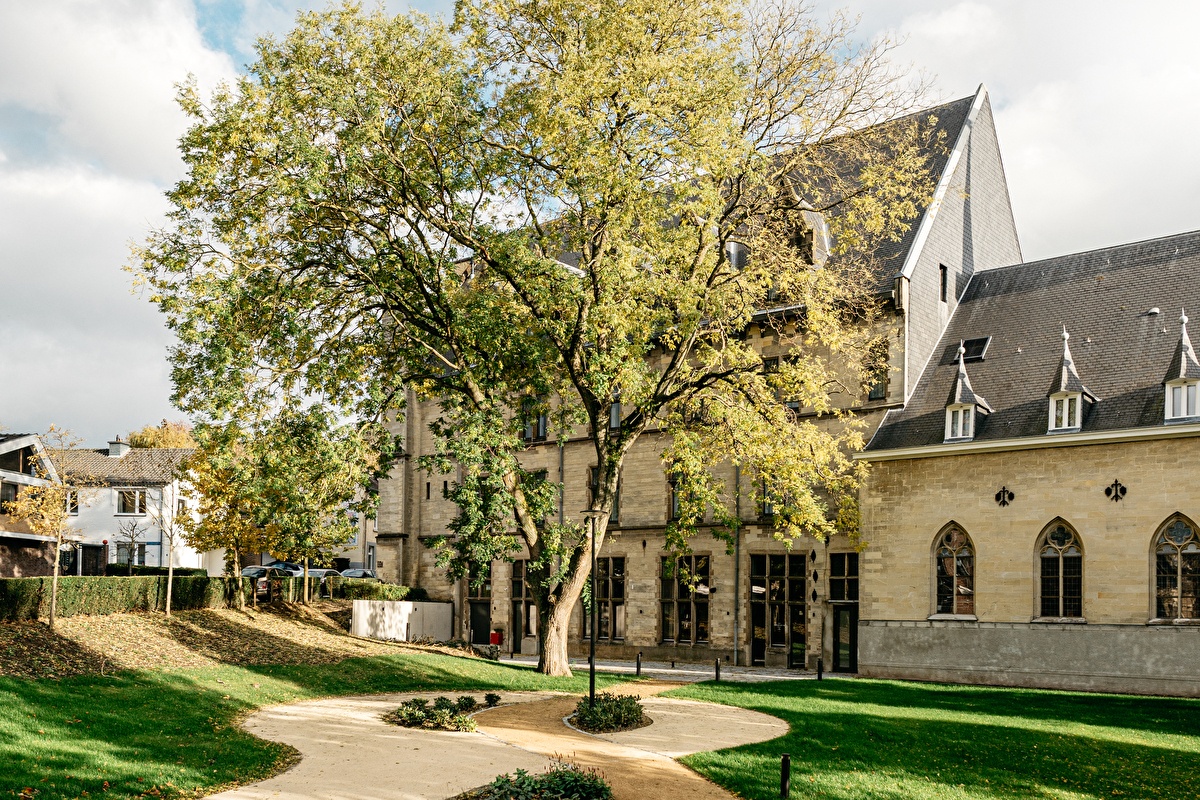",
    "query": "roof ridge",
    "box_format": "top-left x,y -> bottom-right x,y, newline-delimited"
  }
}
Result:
971,228 -> 1200,278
